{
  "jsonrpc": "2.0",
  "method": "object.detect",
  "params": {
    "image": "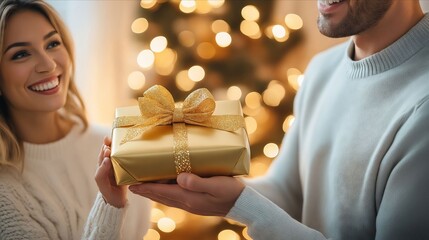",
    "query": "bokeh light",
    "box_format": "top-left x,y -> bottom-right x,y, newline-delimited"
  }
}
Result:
263,143 -> 279,158
131,18 -> 149,34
